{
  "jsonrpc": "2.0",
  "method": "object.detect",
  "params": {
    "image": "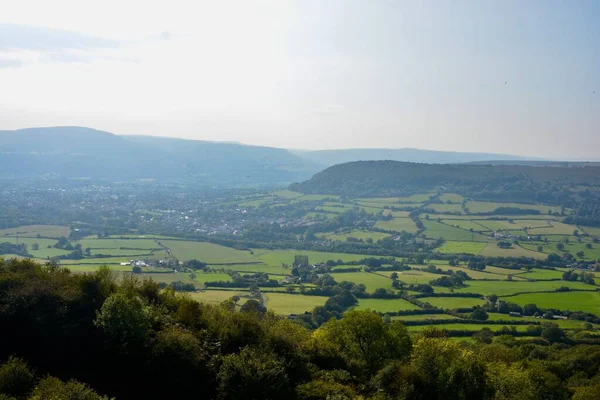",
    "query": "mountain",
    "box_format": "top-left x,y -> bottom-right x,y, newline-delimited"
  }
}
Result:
290,160 -> 600,199
295,148 -> 540,167
0,127 -> 319,186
